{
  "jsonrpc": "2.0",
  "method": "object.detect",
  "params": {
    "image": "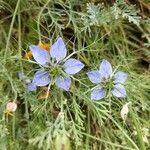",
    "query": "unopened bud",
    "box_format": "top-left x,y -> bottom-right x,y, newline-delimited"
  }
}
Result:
6,102 -> 17,112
